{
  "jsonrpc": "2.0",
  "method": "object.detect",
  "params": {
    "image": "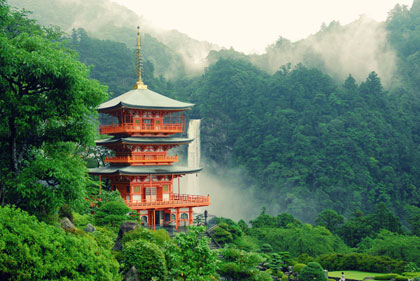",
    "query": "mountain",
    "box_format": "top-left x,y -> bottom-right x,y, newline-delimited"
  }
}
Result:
8,0 -> 220,78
